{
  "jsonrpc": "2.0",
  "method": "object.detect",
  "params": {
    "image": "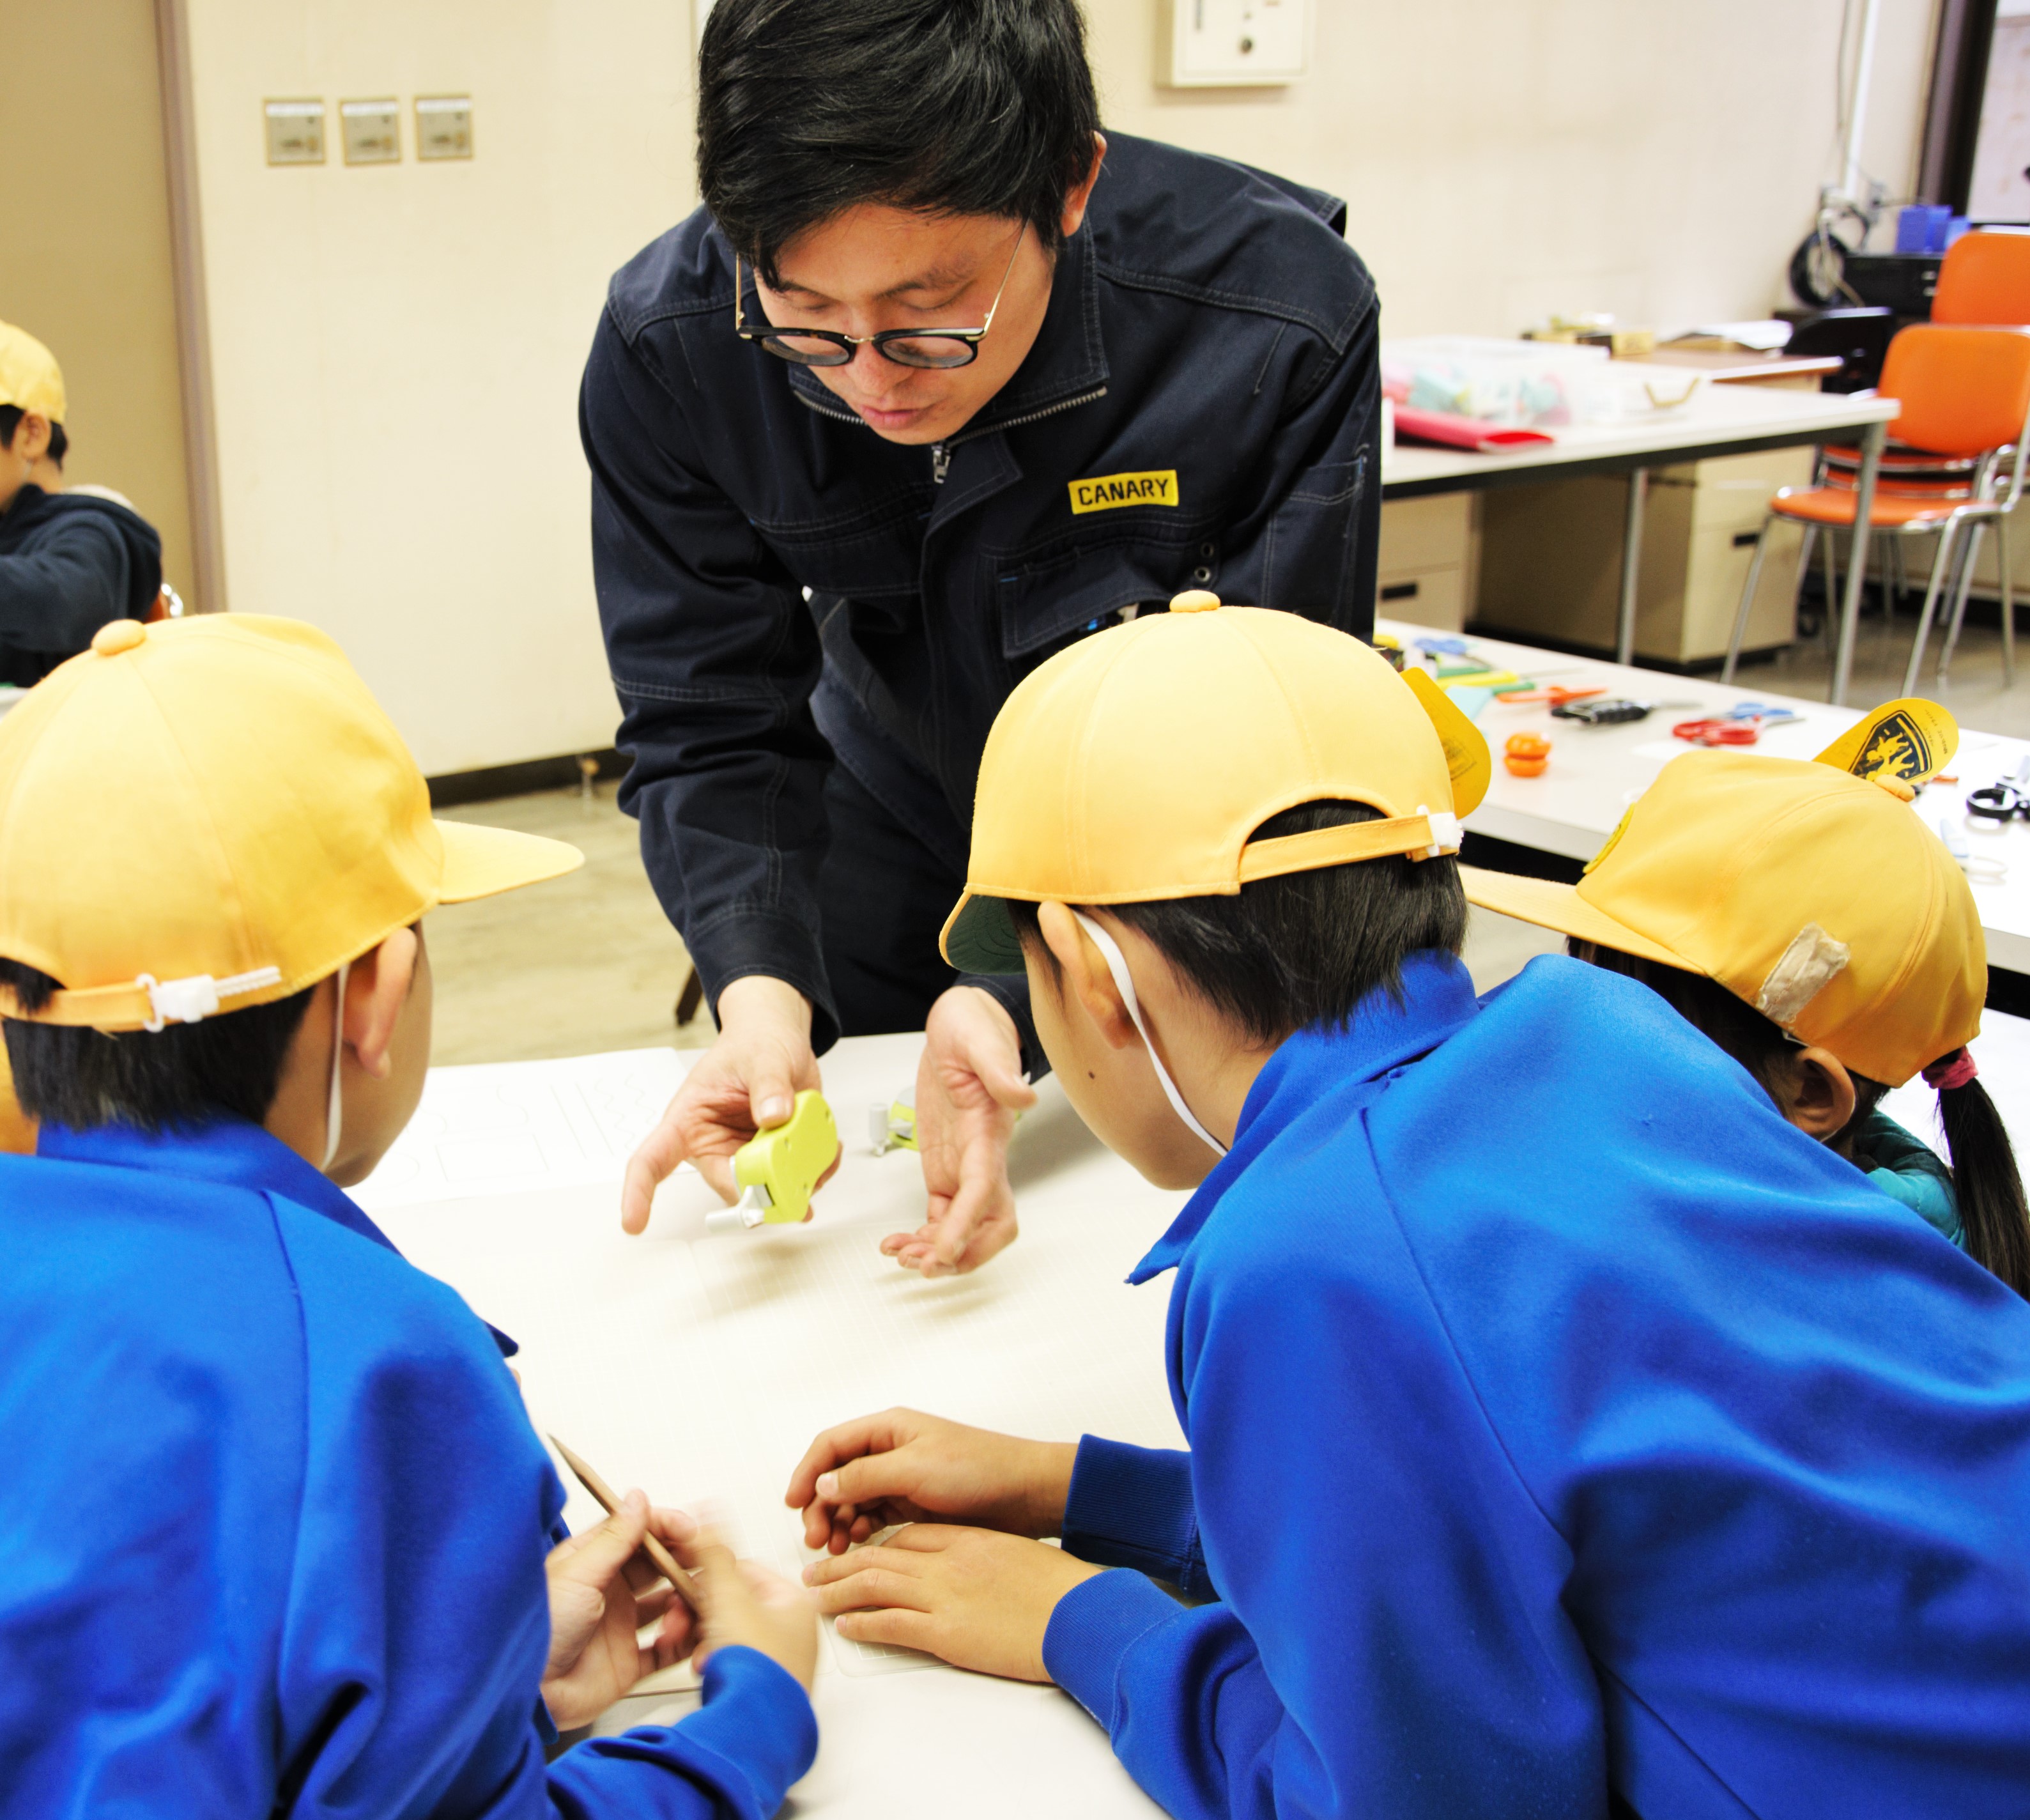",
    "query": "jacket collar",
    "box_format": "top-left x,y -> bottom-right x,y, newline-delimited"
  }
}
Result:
1129,951 -> 1482,1284
784,218 -> 1109,435
36,1116 -> 520,1357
